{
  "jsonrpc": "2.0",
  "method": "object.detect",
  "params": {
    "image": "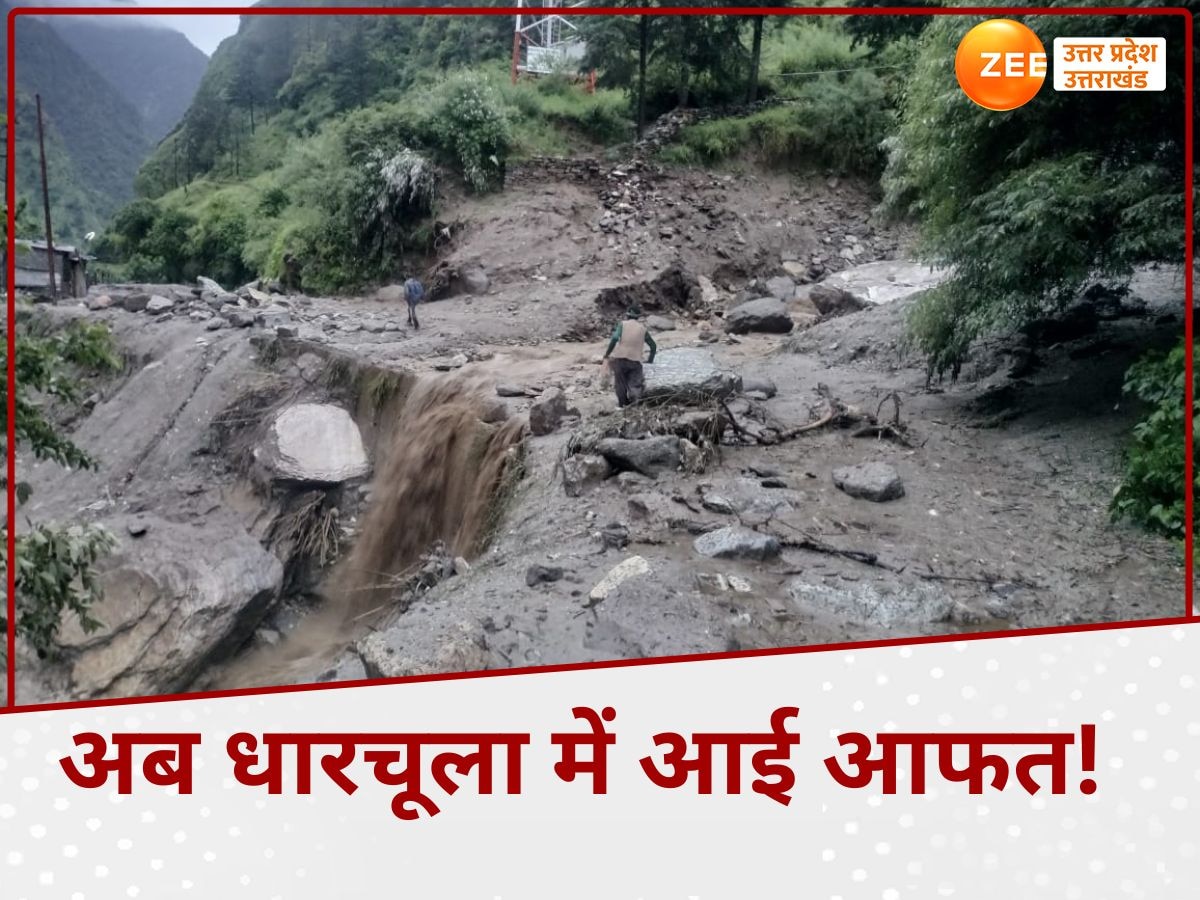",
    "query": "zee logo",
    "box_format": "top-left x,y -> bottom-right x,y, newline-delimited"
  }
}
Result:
979,50 -> 1048,79
956,19 -> 1047,110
